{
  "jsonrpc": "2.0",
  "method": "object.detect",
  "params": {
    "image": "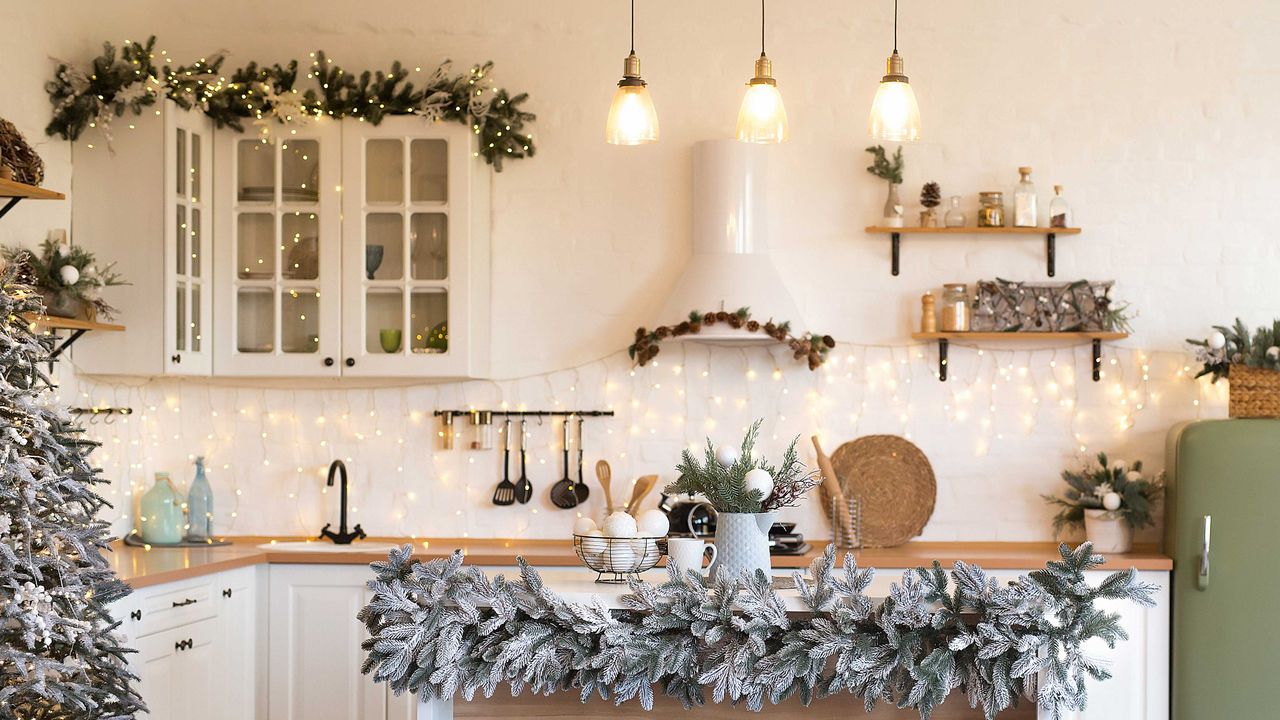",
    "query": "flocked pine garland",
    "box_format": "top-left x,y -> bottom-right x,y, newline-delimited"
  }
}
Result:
630,307 -> 836,370
45,36 -> 535,170
359,543 -> 1153,719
